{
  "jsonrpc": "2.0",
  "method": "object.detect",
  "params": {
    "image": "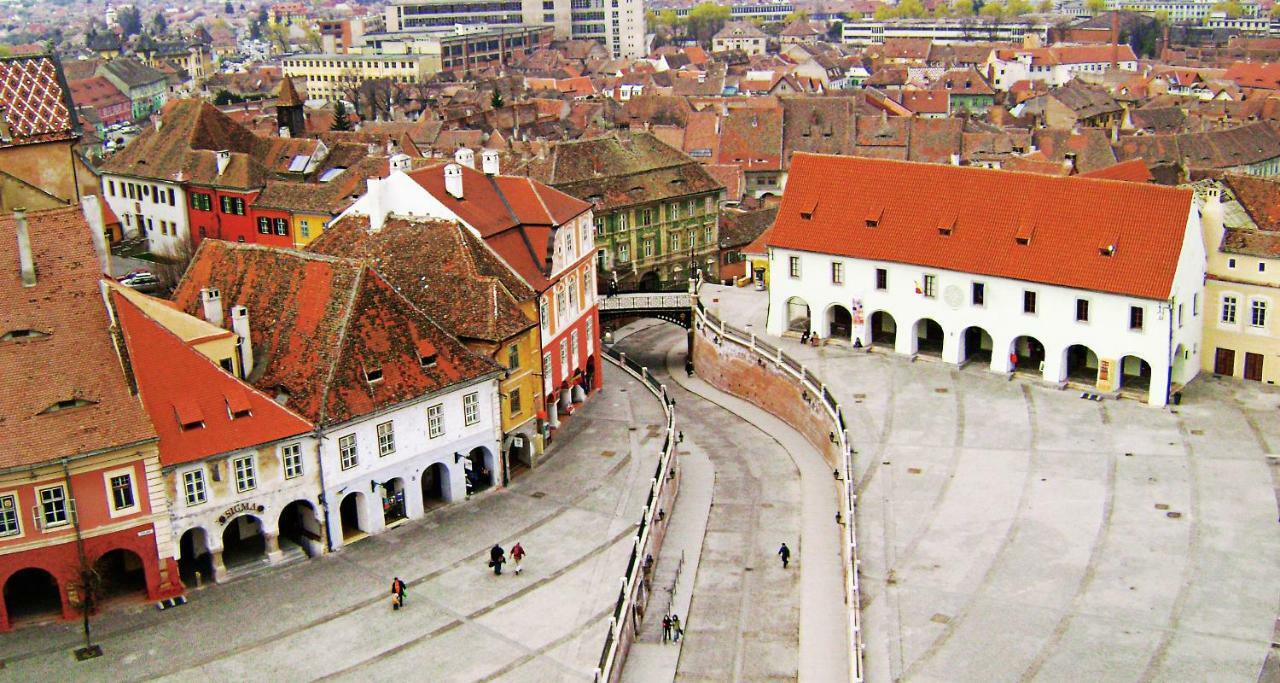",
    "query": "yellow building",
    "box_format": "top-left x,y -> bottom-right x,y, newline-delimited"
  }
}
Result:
108,283 -> 248,376
1198,176 -> 1280,383
281,54 -> 440,102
